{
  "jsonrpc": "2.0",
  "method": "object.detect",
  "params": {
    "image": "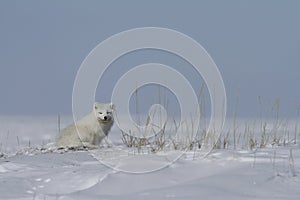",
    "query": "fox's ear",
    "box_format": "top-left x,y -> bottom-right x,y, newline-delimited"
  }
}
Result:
110,102 -> 115,110
94,103 -> 98,110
